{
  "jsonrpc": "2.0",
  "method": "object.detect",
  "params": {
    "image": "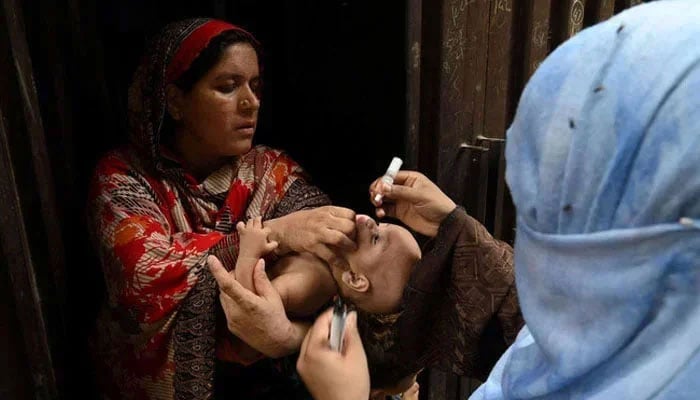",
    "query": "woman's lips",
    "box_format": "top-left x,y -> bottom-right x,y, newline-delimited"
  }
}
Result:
236,123 -> 255,136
